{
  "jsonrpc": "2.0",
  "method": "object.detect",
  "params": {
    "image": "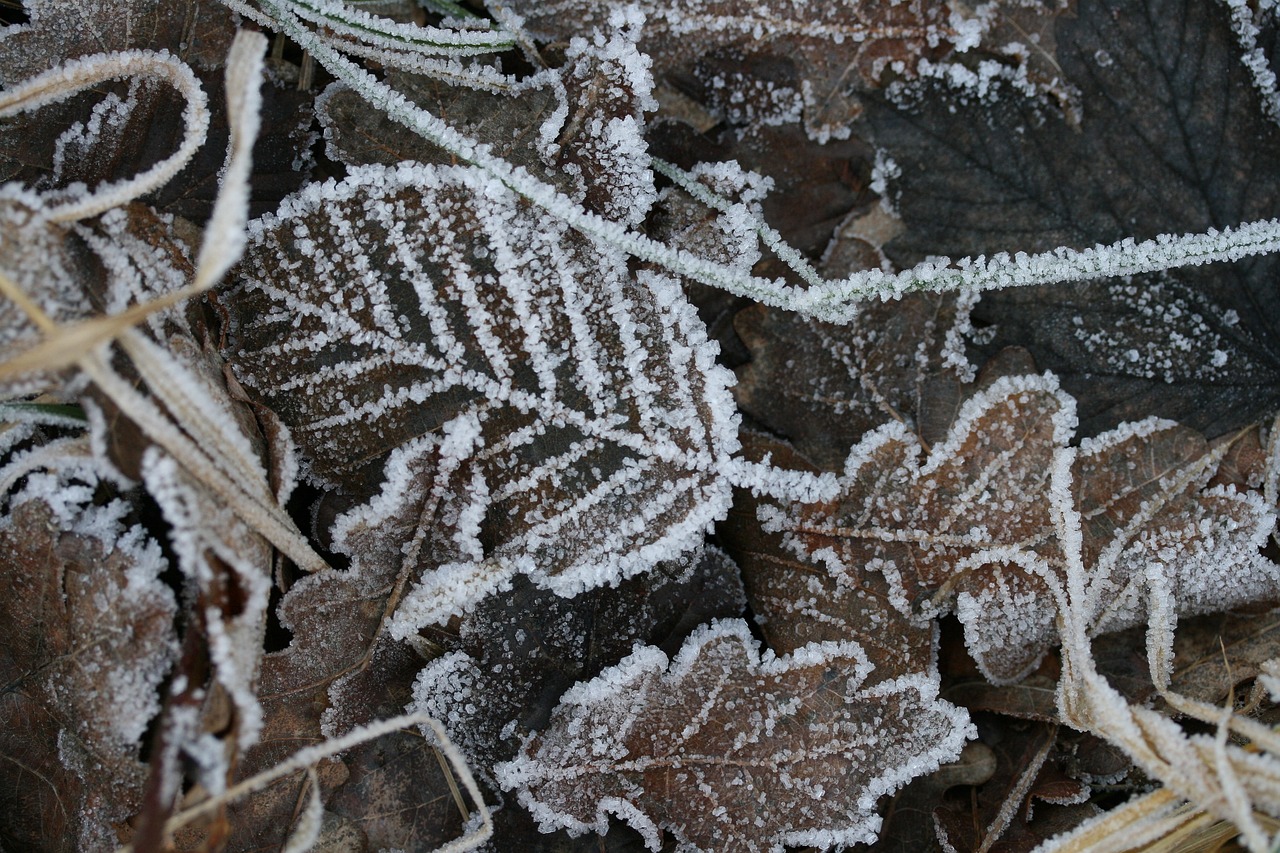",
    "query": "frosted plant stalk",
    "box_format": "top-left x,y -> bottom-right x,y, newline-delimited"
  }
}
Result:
0,32 -> 328,572
0,50 -> 209,224
230,0 -> 1280,322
